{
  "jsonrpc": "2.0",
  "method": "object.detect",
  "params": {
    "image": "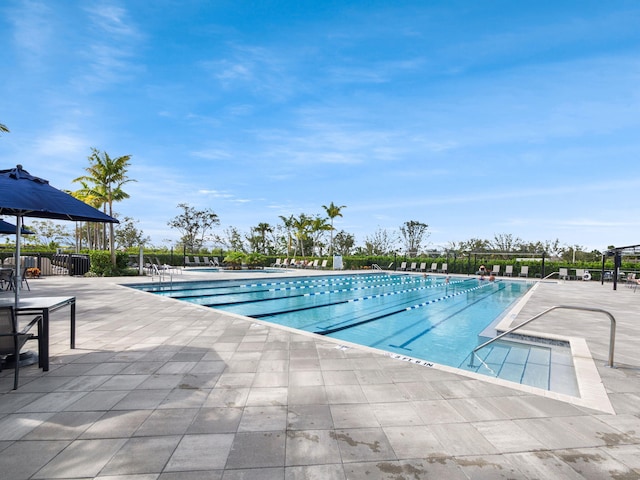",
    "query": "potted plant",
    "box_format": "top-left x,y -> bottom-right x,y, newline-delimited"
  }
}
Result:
245,253 -> 266,269
223,251 -> 245,270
